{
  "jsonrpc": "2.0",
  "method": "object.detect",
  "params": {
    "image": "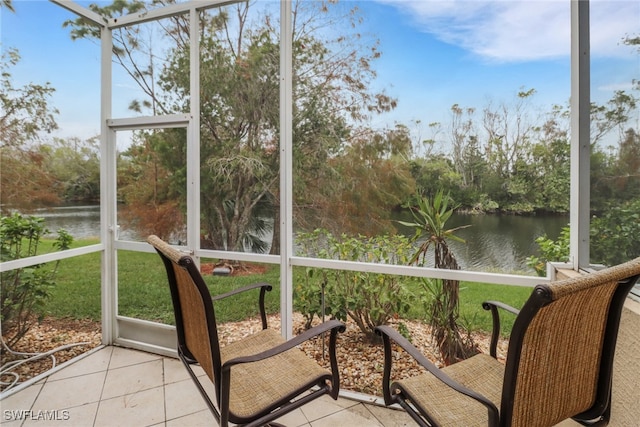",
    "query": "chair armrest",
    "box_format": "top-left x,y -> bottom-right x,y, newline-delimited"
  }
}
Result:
482,300 -> 520,315
375,325 -> 498,422
222,319 -> 346,369
220,320 -> 346,405
212,282 -> 273,329
482,300 -> 520,357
